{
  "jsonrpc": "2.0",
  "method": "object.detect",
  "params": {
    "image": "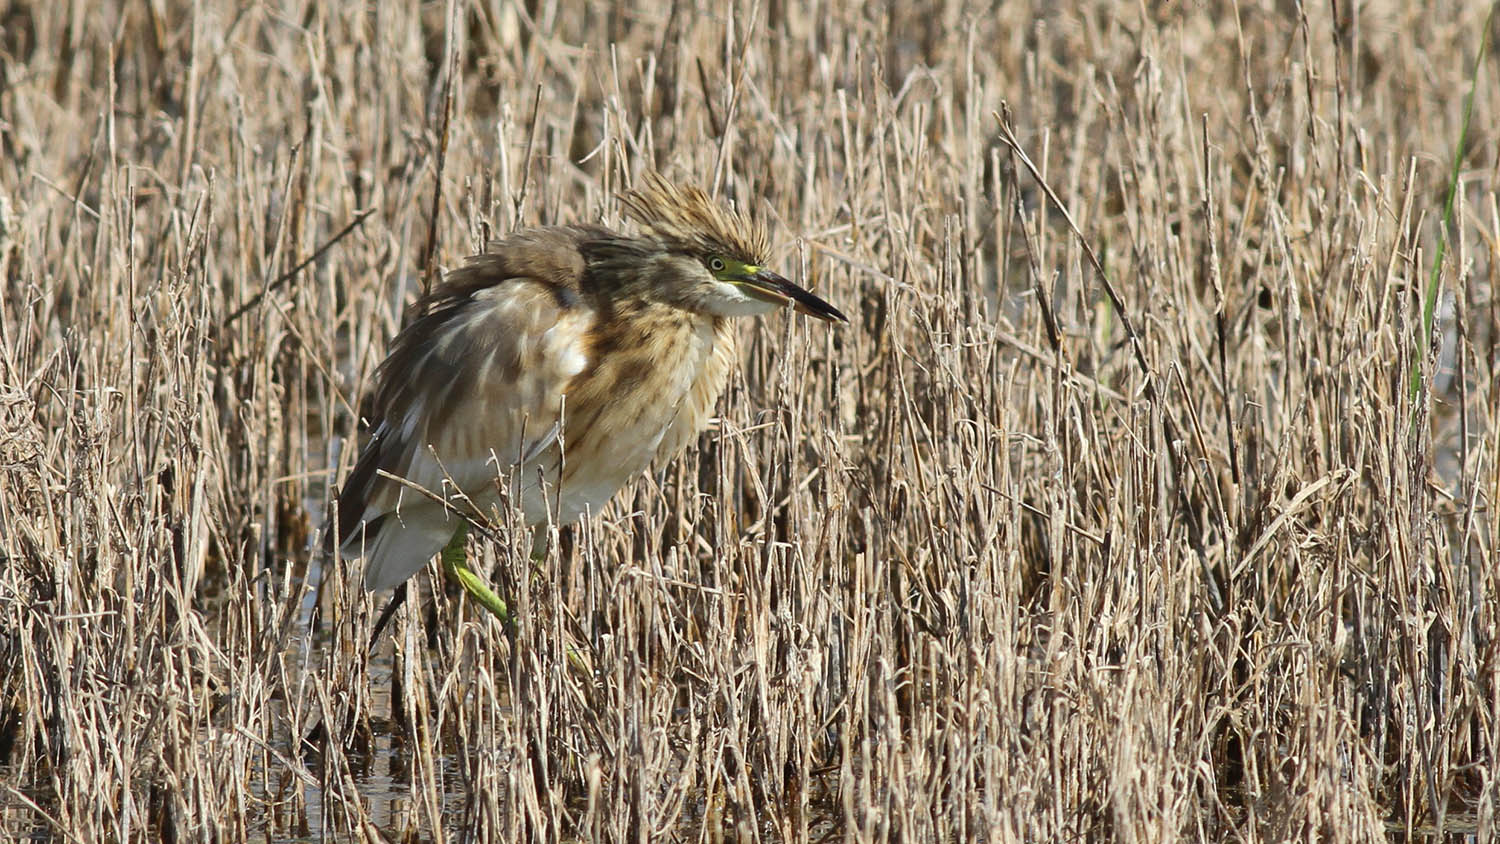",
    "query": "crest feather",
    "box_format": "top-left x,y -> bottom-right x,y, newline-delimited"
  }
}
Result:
620,172 -> 771,264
